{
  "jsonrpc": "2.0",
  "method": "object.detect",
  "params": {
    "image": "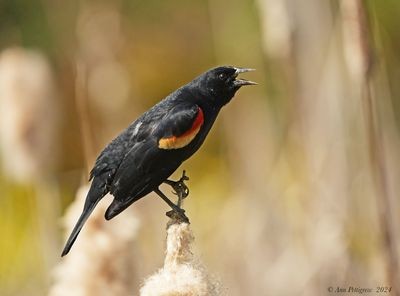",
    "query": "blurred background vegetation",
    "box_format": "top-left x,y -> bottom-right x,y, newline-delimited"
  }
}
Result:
0,0 -> 400,295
